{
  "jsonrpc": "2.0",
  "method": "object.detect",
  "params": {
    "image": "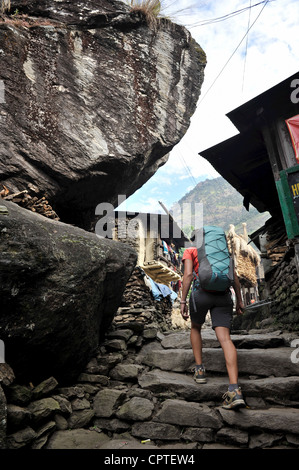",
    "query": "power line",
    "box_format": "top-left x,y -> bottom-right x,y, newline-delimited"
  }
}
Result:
177,148 -> 198,187
198,0 -> 270,105
242,0 -> 252,92
185,0 -> 275,28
